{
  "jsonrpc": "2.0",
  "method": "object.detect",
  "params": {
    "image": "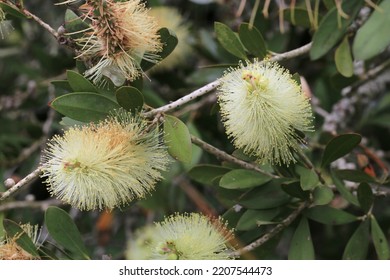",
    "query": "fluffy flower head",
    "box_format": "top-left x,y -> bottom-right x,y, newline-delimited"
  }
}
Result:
68,0 -> 162,84
150,213 -> 234,260
40,112 -> 170,211
0,223 -> 41,260
218,60 -> 313,166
